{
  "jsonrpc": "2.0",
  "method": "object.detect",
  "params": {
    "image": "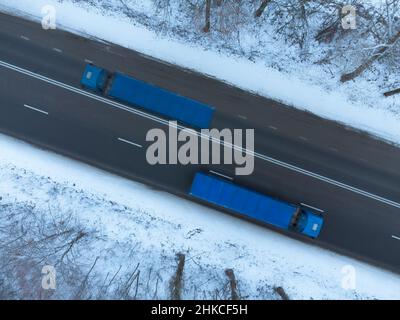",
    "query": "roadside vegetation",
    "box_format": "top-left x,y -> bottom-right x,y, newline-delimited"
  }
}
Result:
69,0 -> 400,98
0,167 -> 289,300
155,0 -> 400,92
